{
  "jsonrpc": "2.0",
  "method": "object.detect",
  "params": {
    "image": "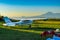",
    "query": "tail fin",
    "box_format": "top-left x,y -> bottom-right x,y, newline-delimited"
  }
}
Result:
3,17 -> 12,23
